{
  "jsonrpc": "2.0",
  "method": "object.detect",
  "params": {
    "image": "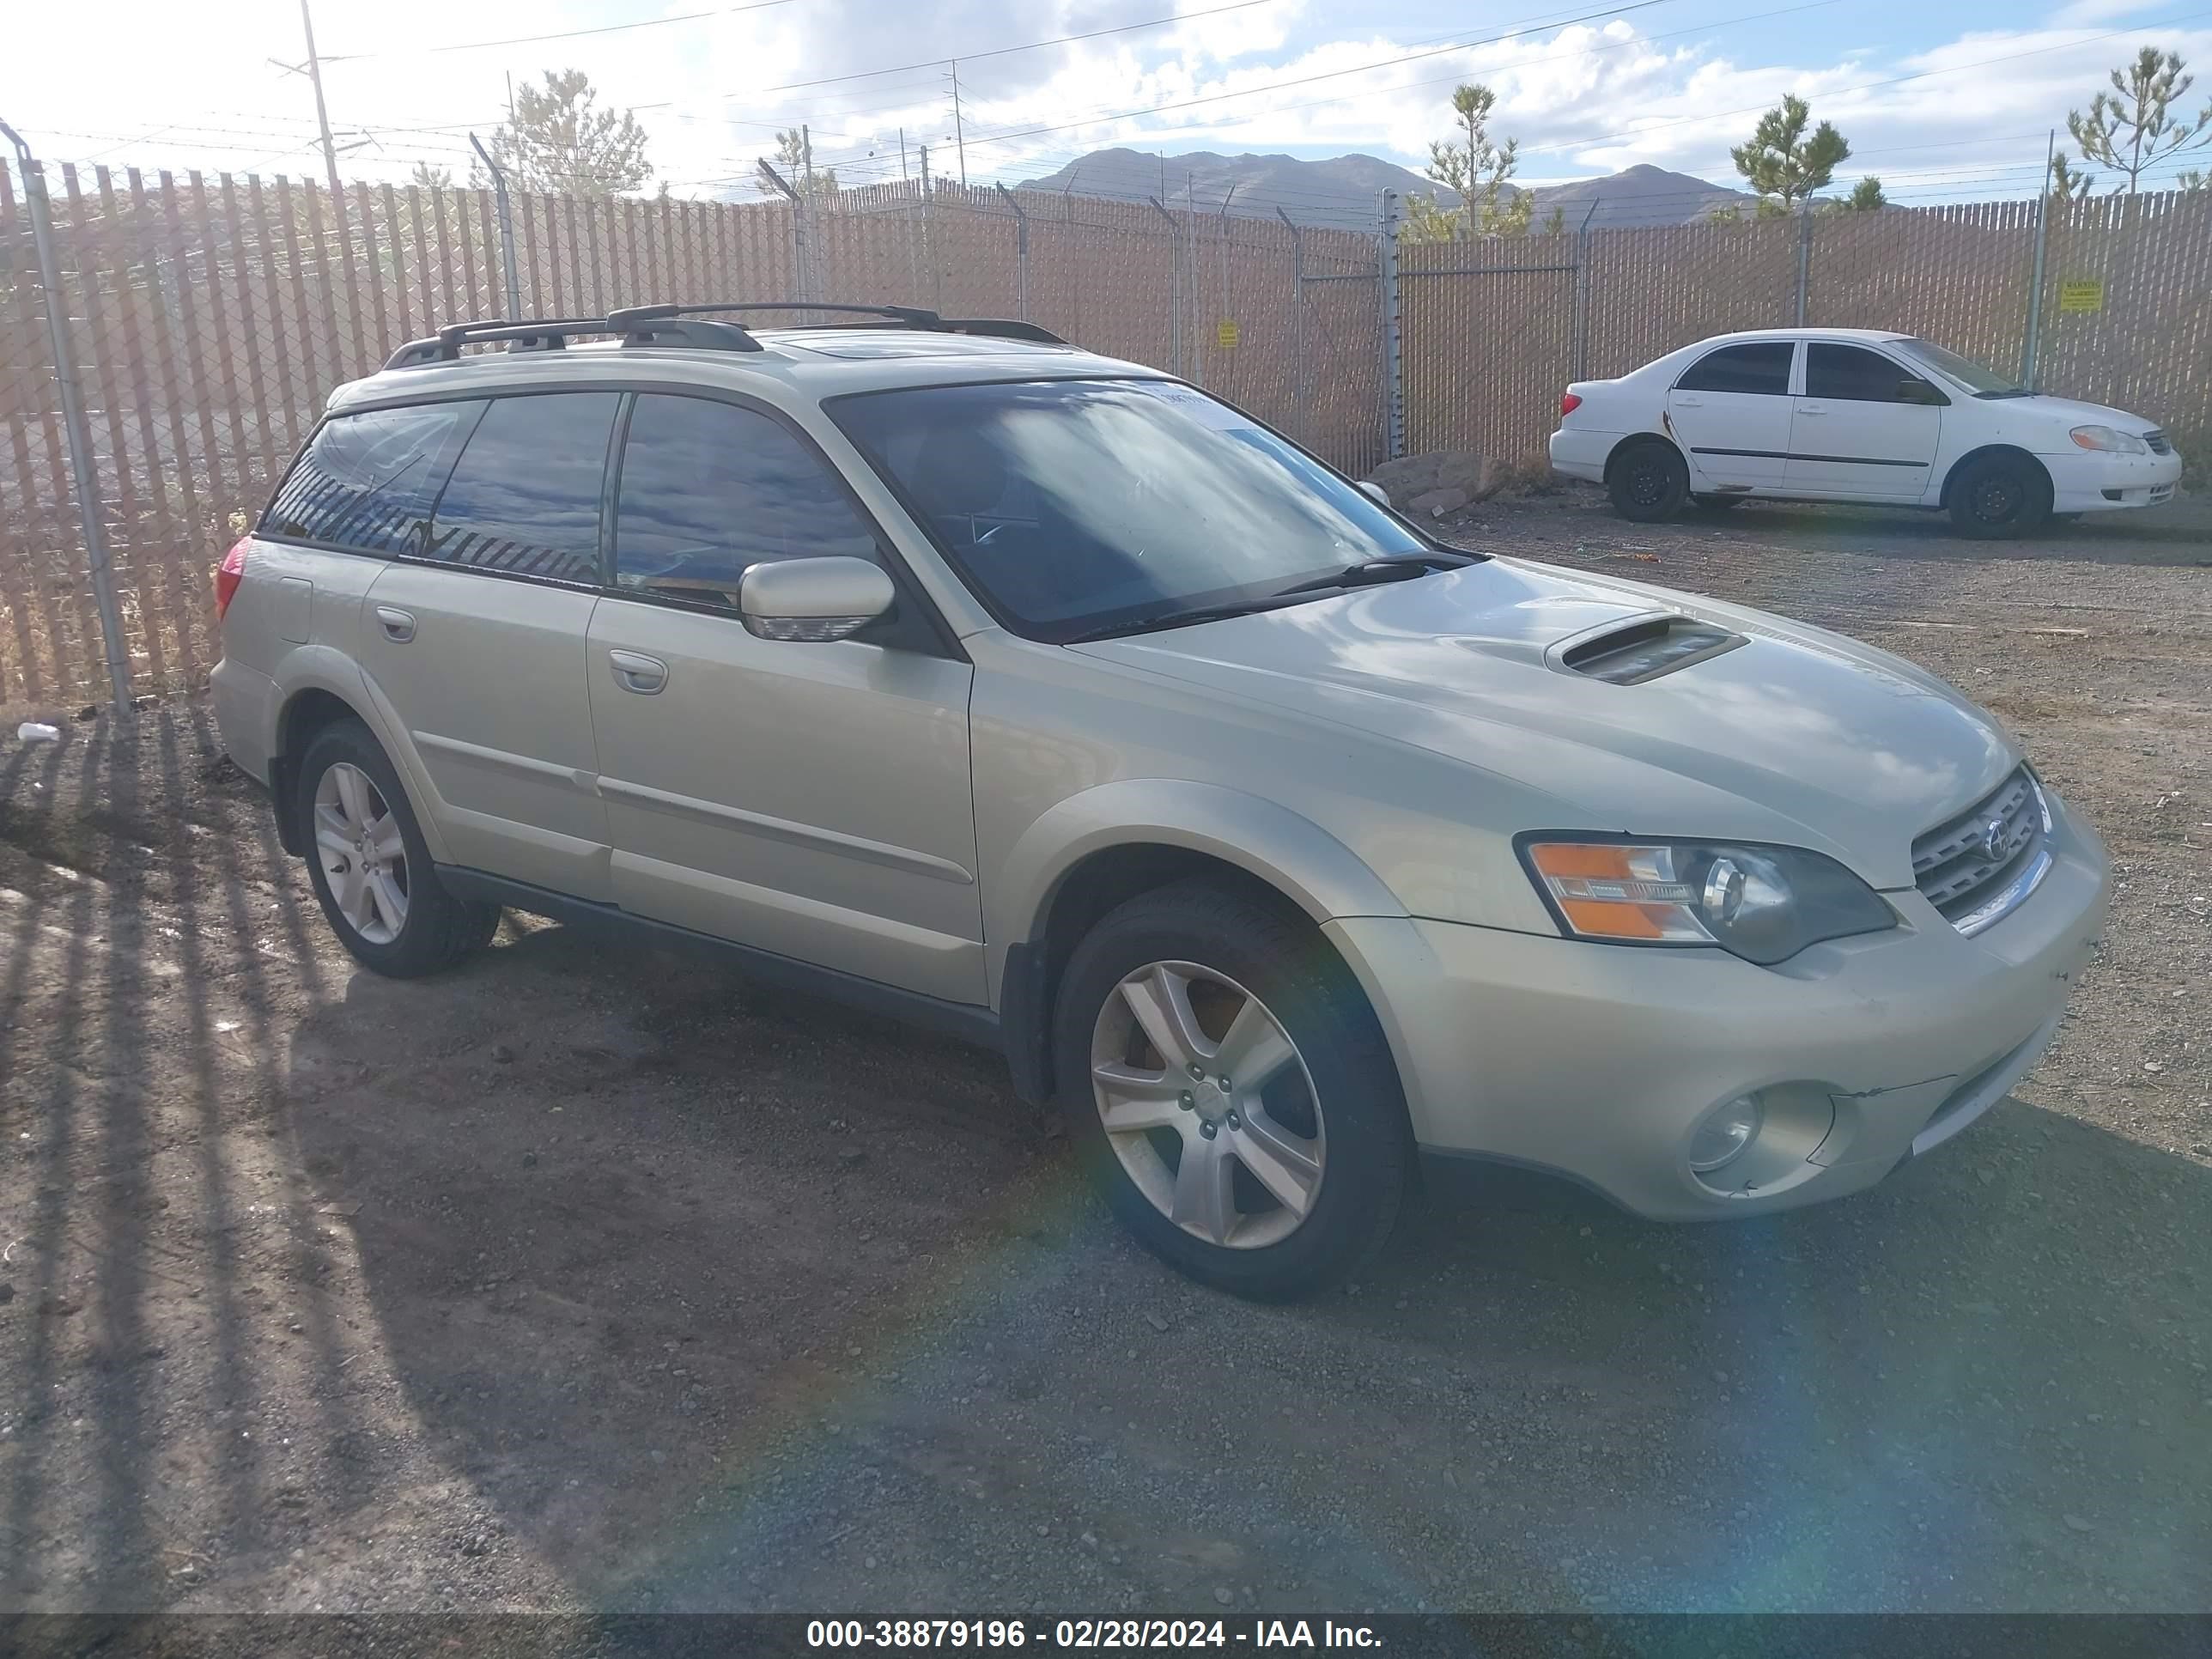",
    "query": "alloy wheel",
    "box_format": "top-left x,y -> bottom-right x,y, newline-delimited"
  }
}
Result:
1090,961 -> 1327,1250
313,762 -> 409,945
